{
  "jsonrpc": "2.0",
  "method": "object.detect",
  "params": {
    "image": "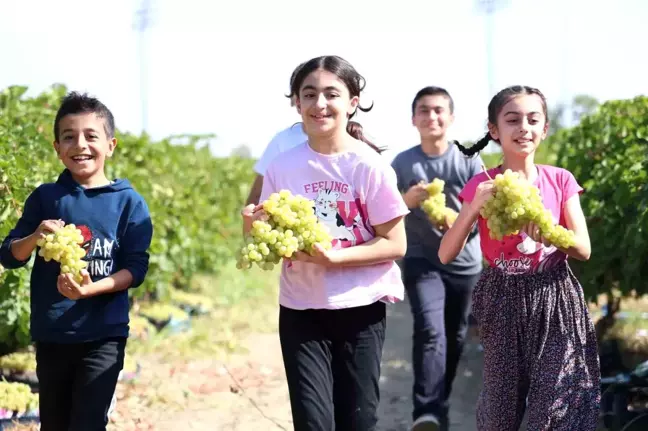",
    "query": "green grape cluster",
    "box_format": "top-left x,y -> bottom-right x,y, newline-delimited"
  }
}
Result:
420,178 -> 458,226
480,169 -> 576,248
0,381 -> 38,413
0,352 -> 36,373
36,223 -> 88,283
237,190 -> 333,271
